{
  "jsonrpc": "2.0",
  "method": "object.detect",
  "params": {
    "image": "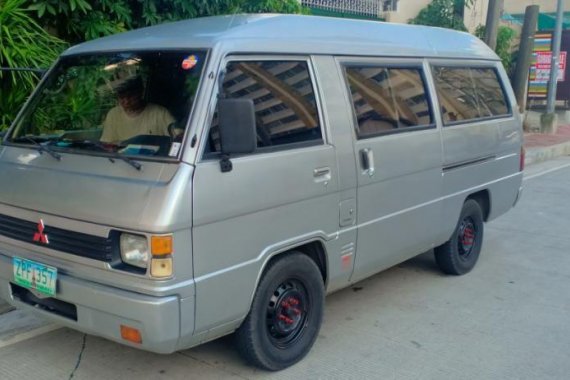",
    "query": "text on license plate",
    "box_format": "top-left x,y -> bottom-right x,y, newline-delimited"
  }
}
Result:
13,257 -> 57,297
